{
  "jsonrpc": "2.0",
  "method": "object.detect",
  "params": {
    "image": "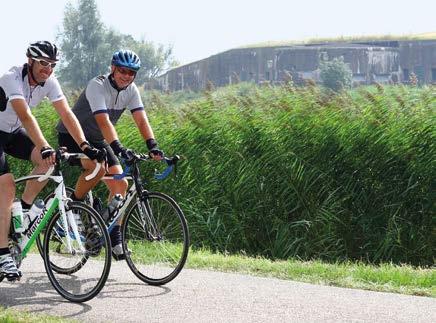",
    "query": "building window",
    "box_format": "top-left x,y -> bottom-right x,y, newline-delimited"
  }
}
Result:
414,66 -> 424,84
402,68 -> 409,82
